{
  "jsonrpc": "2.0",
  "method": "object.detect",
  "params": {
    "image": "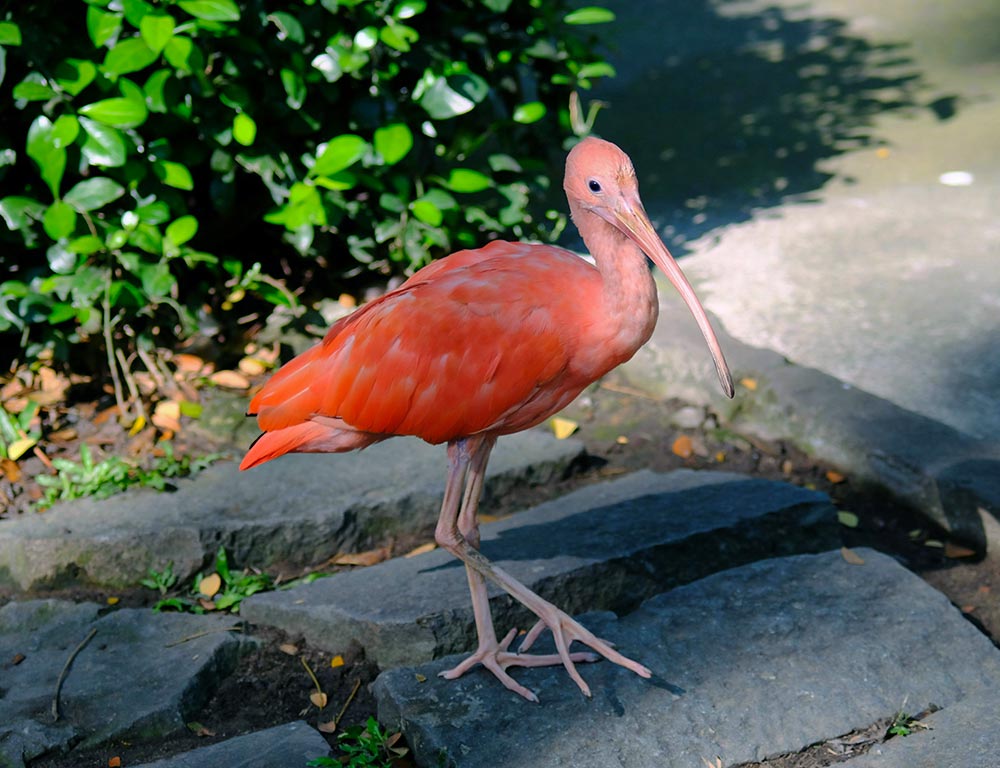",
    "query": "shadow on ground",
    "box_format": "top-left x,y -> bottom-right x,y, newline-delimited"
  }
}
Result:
571,0 -> 954,250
